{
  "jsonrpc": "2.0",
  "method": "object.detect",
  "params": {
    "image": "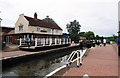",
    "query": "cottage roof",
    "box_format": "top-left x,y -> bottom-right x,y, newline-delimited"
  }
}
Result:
24,14 -> 62,30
